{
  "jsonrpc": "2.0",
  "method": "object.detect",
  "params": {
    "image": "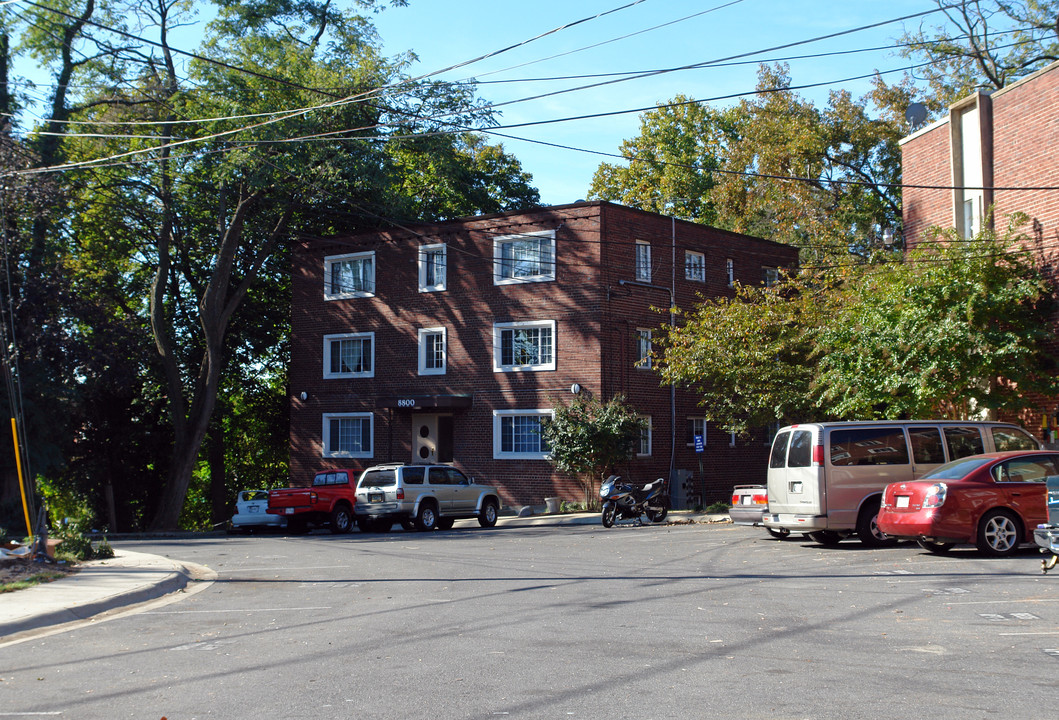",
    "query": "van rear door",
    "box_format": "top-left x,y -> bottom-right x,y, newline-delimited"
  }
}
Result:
766,427 -> 825,520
